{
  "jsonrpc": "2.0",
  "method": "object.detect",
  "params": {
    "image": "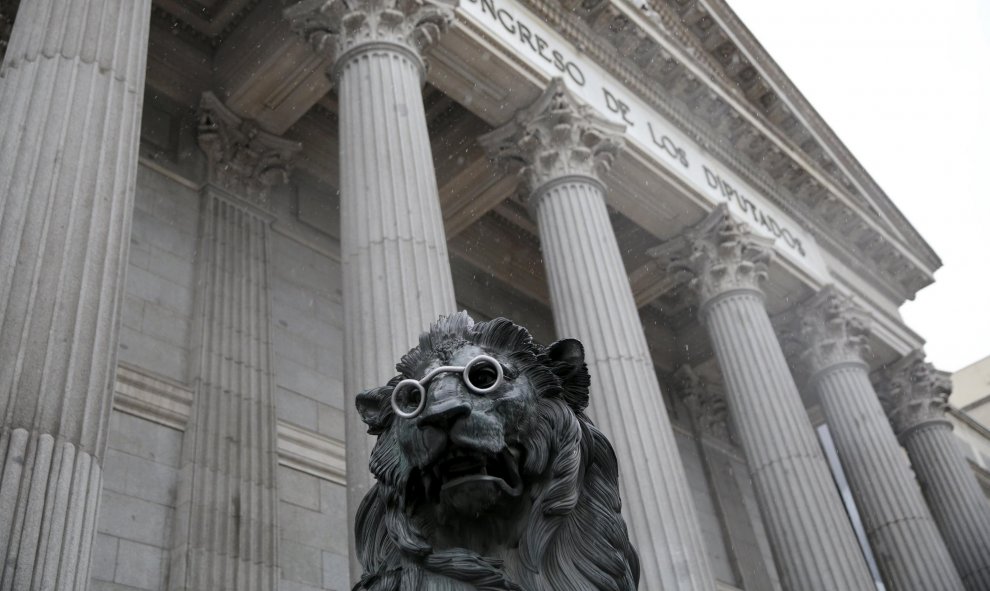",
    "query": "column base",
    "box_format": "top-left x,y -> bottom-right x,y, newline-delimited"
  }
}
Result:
0,427 -> 102,590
